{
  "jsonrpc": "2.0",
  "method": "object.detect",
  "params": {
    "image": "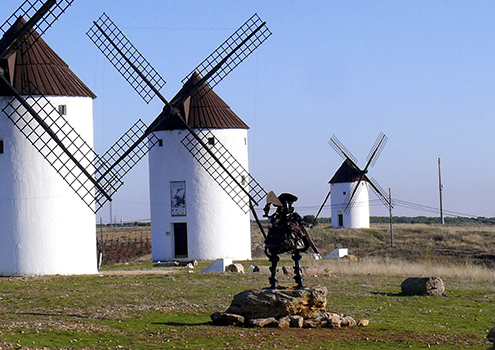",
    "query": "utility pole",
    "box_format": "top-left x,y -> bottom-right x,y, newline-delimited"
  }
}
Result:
438,158 -> 444,224
389,188 -> 394,247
